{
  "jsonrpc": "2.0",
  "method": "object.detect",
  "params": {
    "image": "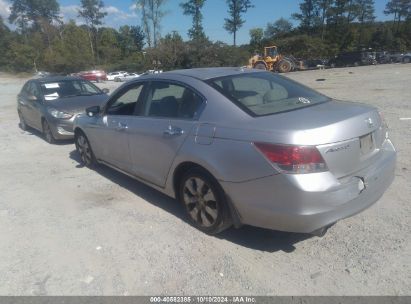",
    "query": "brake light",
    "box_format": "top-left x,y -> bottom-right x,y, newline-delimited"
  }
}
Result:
254,142 -> 328,174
